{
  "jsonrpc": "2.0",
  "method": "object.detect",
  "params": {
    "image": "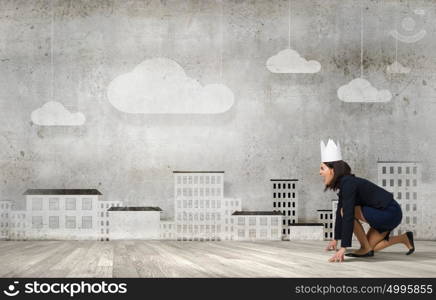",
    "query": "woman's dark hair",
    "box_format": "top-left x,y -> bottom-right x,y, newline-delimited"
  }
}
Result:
323,160 -> 354,192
